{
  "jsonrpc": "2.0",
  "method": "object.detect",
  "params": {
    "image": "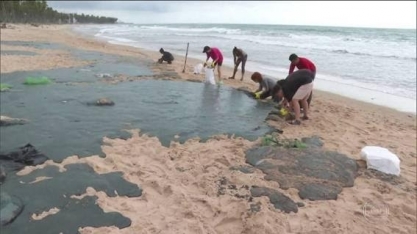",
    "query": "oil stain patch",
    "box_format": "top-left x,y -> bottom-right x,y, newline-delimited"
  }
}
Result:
0,163 -> 141,233
250,186 -> 298,213
0,41 -> 71,51
0,41 -> 276,232
1,77 -> 274,162
0,50 -> 38,56
245,144 -> 358,201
